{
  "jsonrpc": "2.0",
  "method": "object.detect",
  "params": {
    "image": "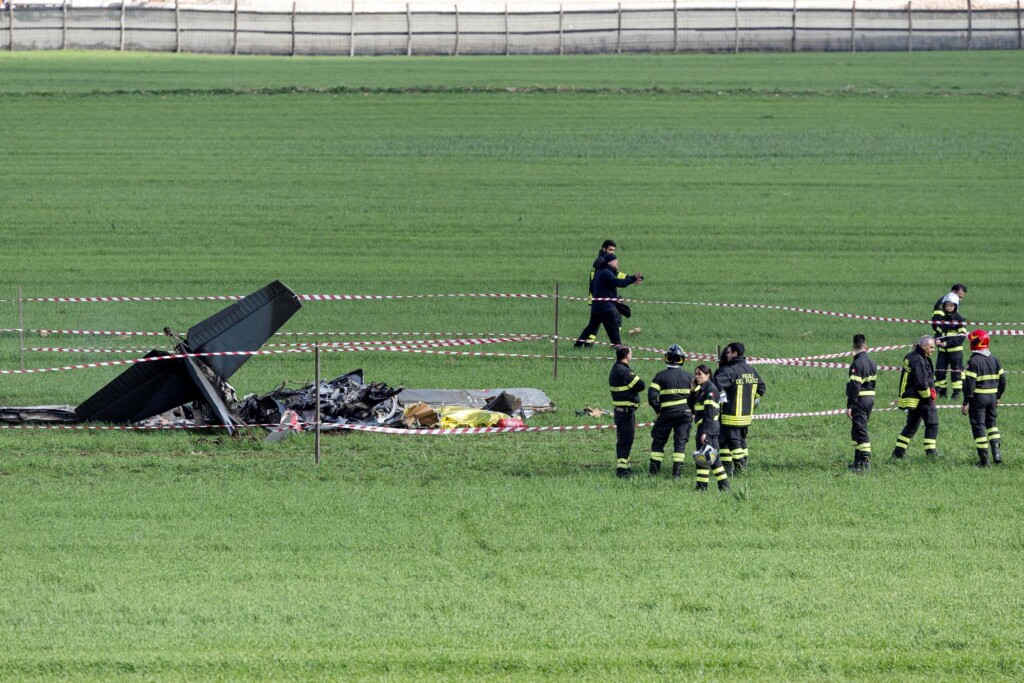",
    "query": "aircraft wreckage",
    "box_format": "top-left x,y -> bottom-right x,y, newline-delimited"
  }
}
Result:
0,281 -> 554,433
